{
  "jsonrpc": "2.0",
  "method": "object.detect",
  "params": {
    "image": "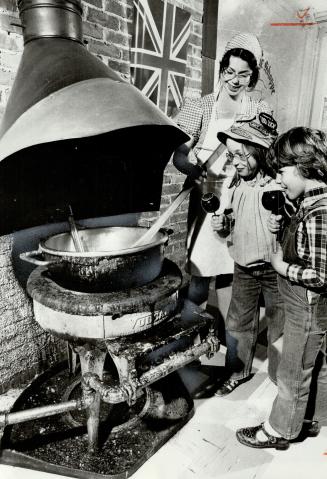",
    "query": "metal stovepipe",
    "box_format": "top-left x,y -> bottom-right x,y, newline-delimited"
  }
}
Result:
17,0 -> 84,44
